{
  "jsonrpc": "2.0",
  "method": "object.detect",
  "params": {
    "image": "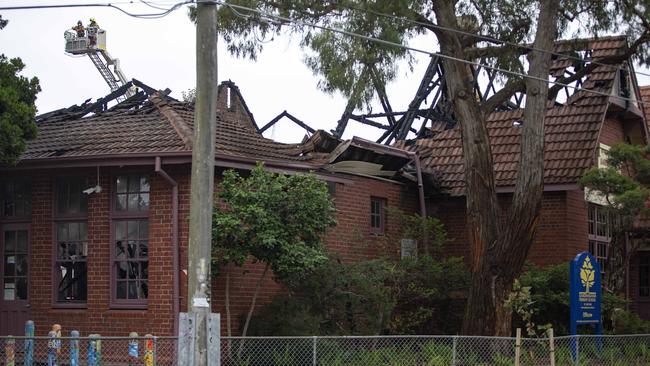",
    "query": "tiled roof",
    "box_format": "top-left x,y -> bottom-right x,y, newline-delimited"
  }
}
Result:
412,104 -> 606,195
409,37 -> 630,195
21,83 -> 313,164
